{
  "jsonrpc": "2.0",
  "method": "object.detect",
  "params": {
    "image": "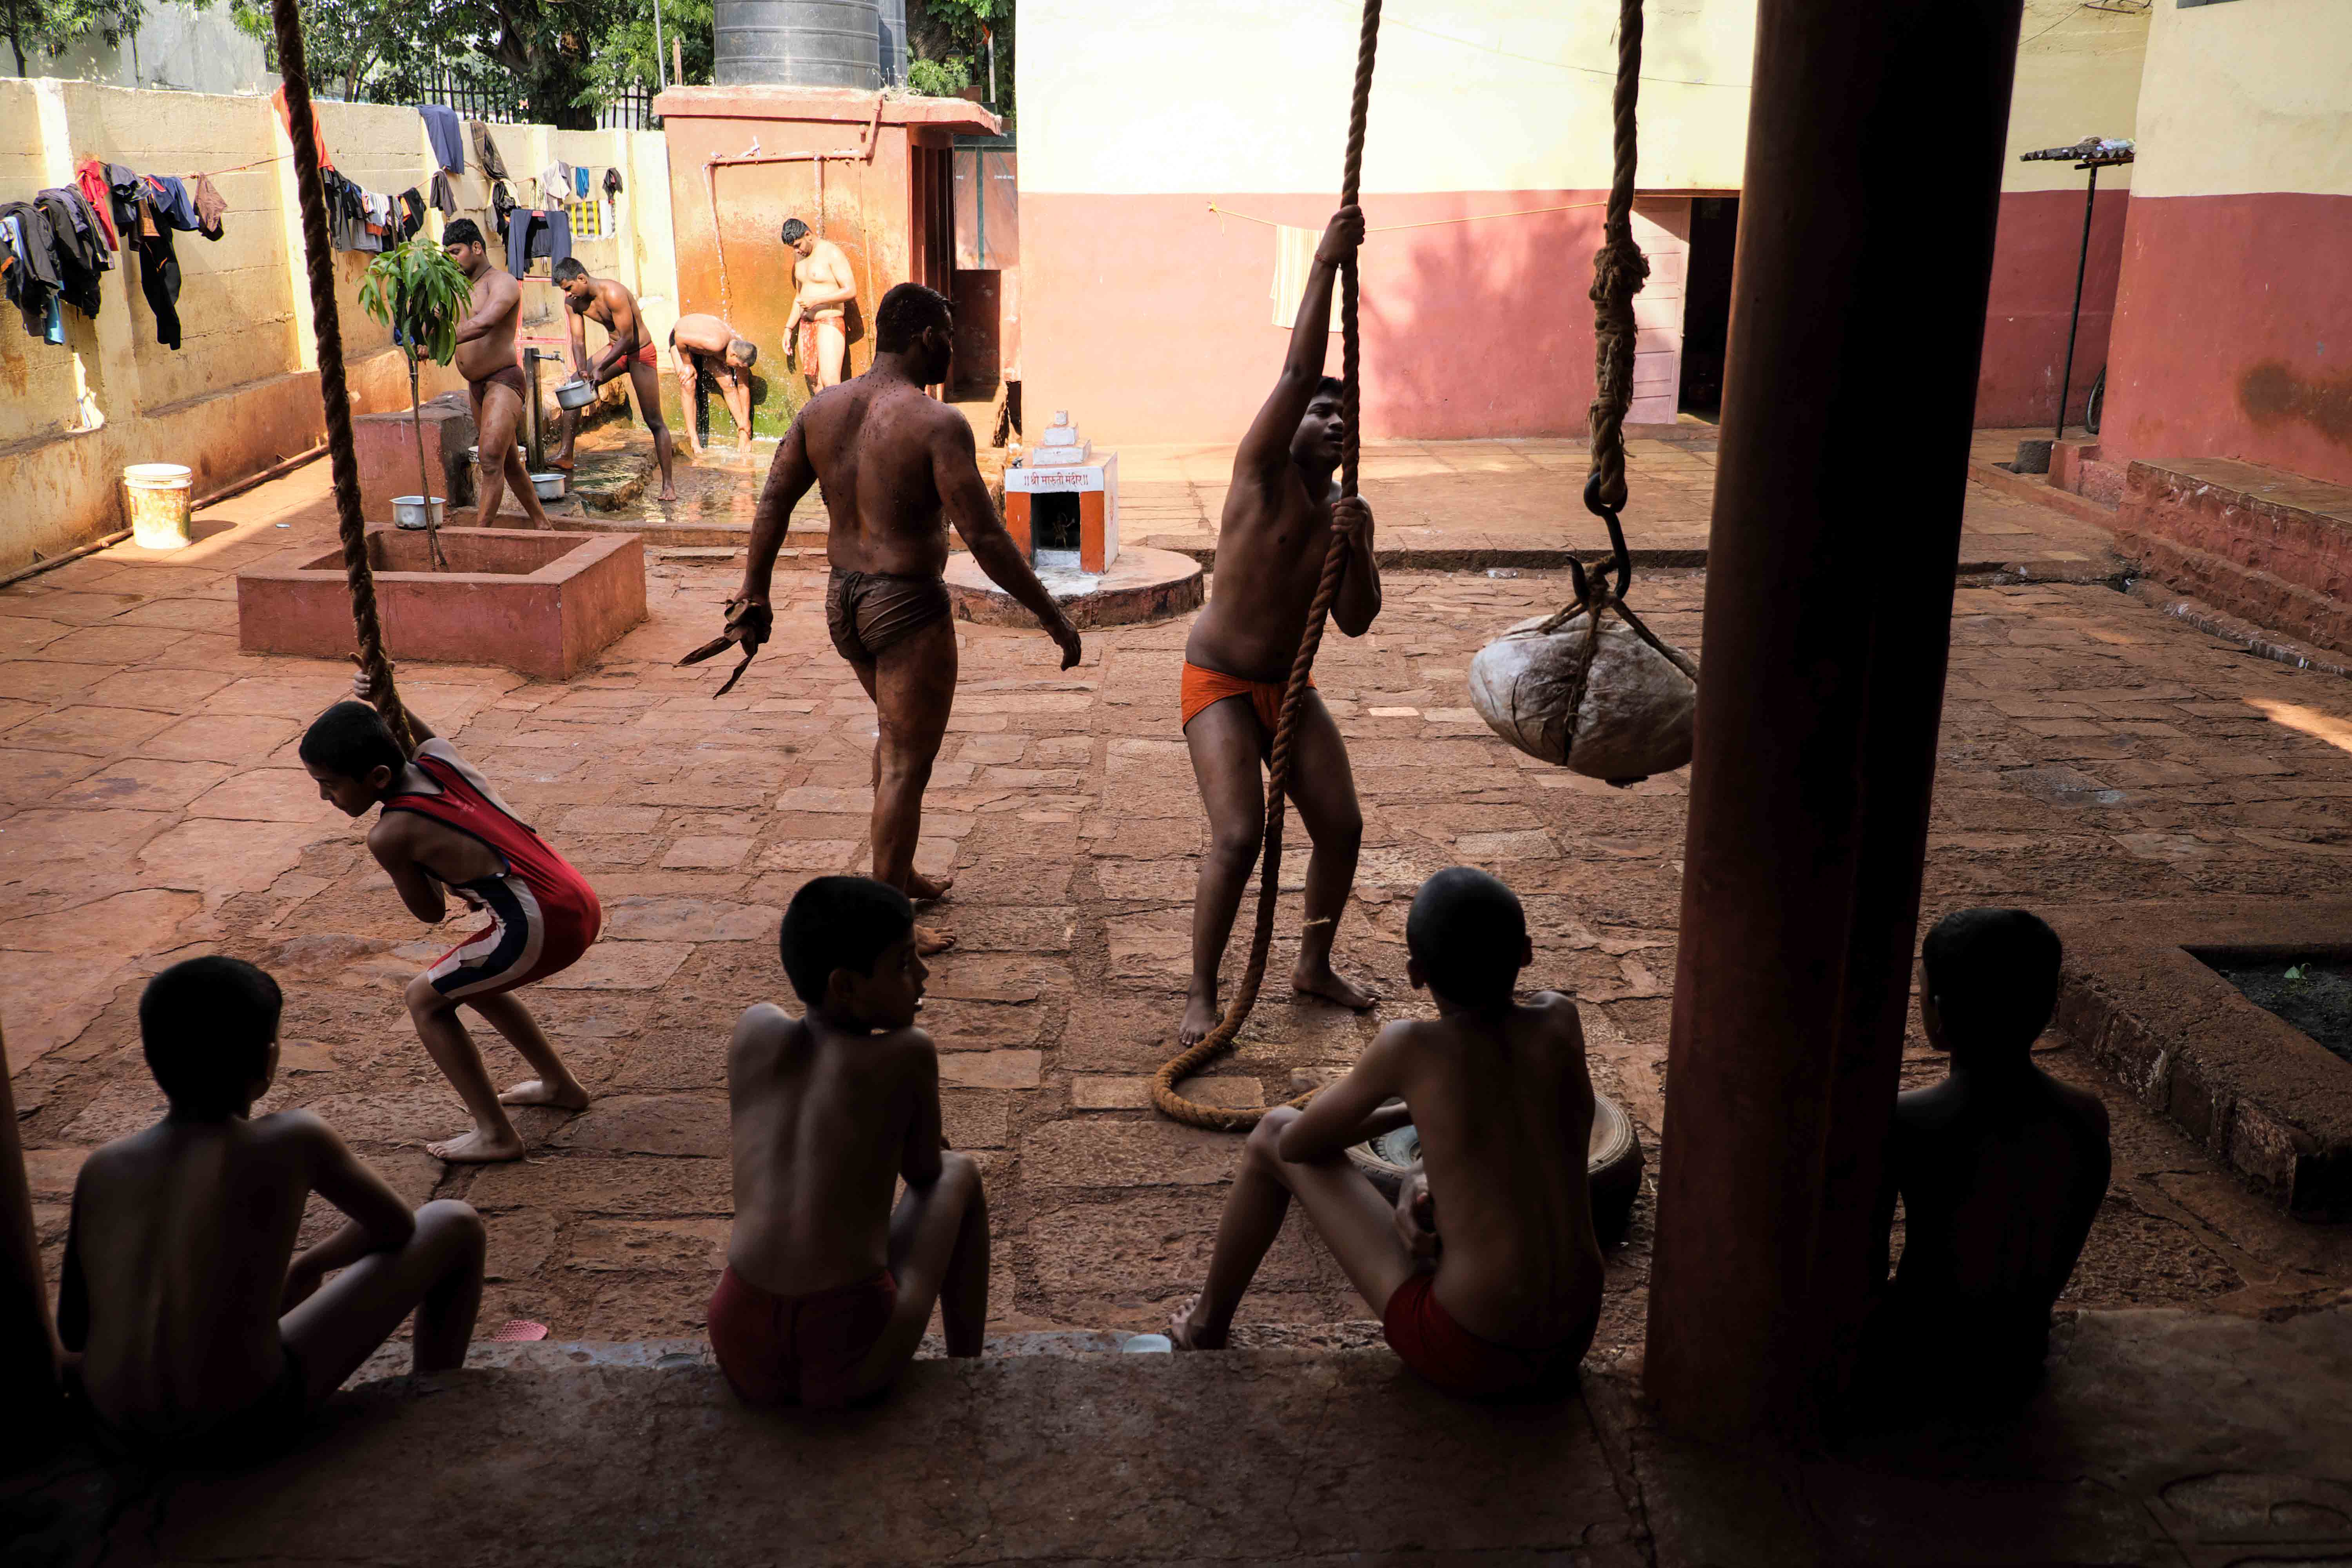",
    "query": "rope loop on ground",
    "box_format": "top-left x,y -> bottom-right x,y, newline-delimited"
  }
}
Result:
268,0 -> 416,755
1153,0 -> 1381,1132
